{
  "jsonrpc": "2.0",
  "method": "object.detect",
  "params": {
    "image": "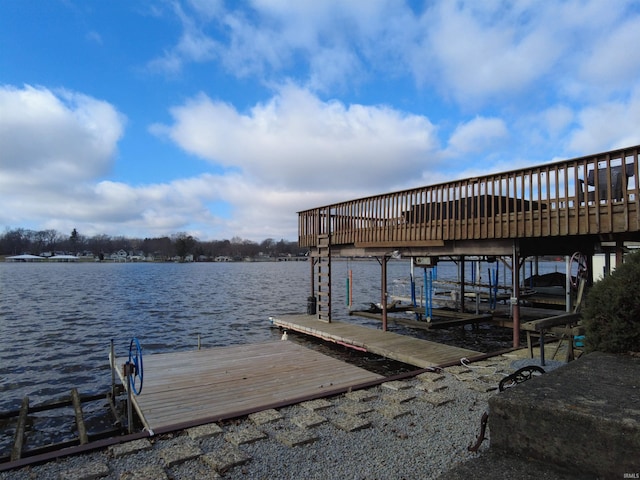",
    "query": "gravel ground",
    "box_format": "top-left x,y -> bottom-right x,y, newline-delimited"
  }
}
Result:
0,356 -> 581,480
